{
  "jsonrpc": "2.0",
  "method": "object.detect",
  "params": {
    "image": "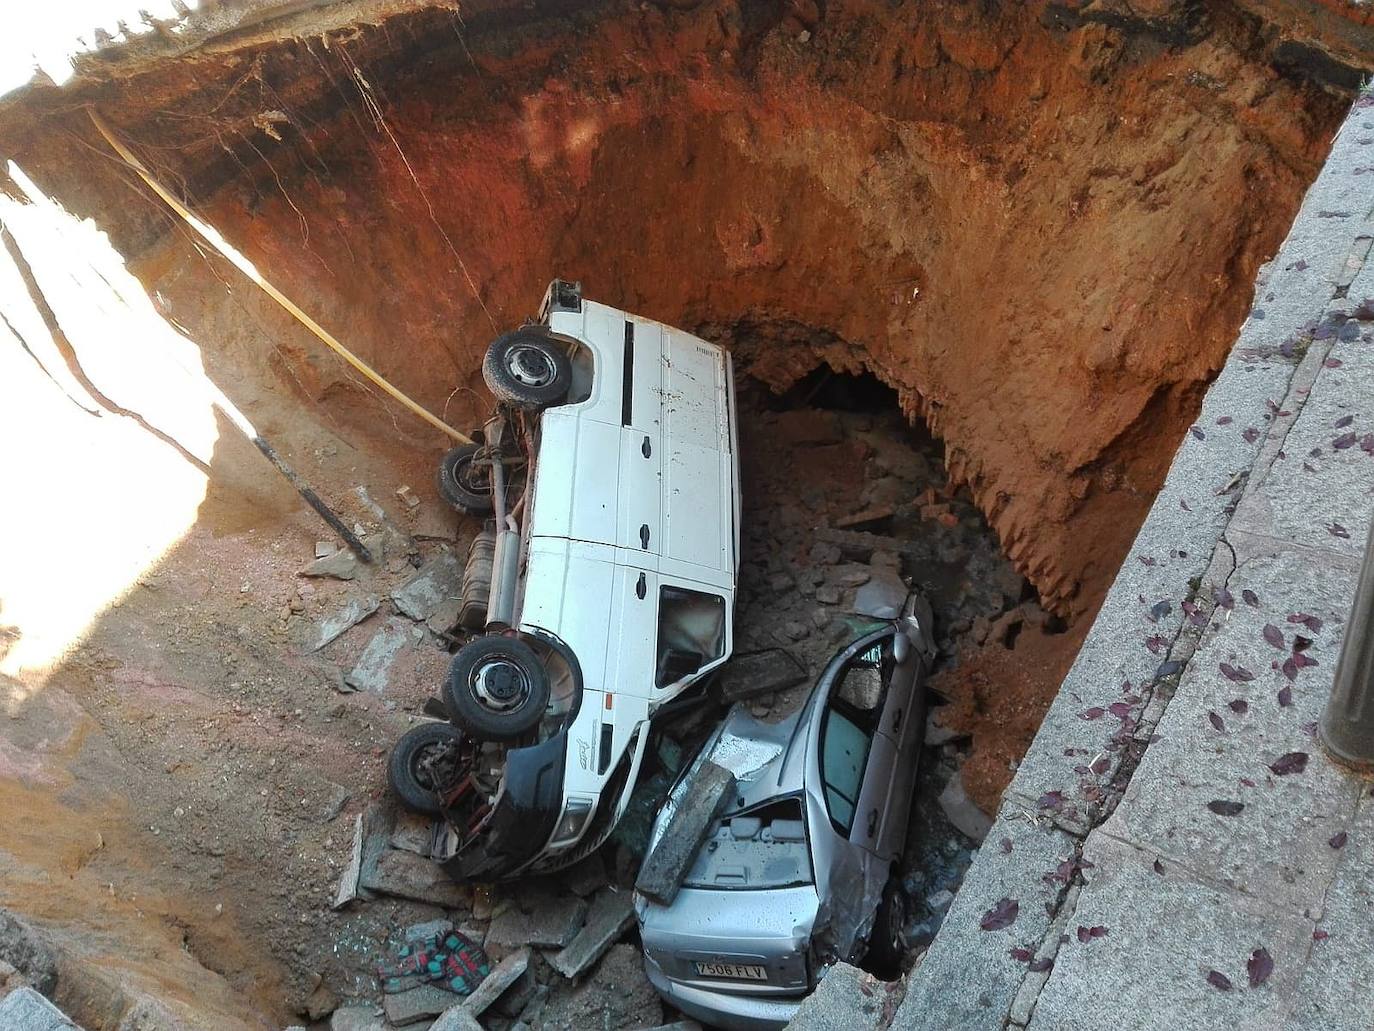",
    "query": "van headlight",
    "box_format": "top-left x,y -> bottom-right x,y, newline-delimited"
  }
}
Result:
549,796 -> 595,846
